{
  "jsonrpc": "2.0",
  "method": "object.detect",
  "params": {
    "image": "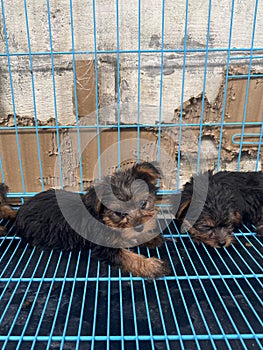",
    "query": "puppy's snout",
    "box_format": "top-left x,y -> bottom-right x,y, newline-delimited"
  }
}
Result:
218,240 -> 226,247
134,224 -> 144,232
